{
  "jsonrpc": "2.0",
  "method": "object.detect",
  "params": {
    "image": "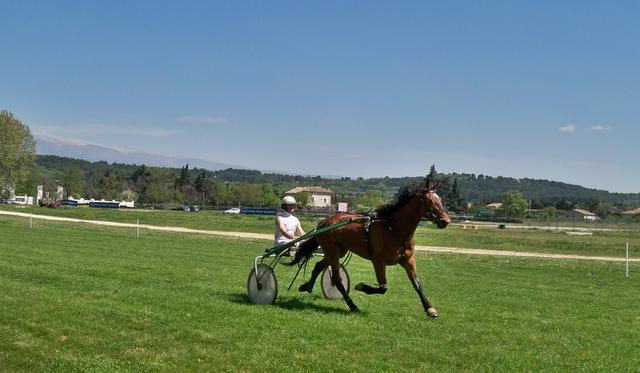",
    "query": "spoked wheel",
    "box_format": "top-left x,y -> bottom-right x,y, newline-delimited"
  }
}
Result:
247,264 -> 278,304
320,265 -> 350,300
